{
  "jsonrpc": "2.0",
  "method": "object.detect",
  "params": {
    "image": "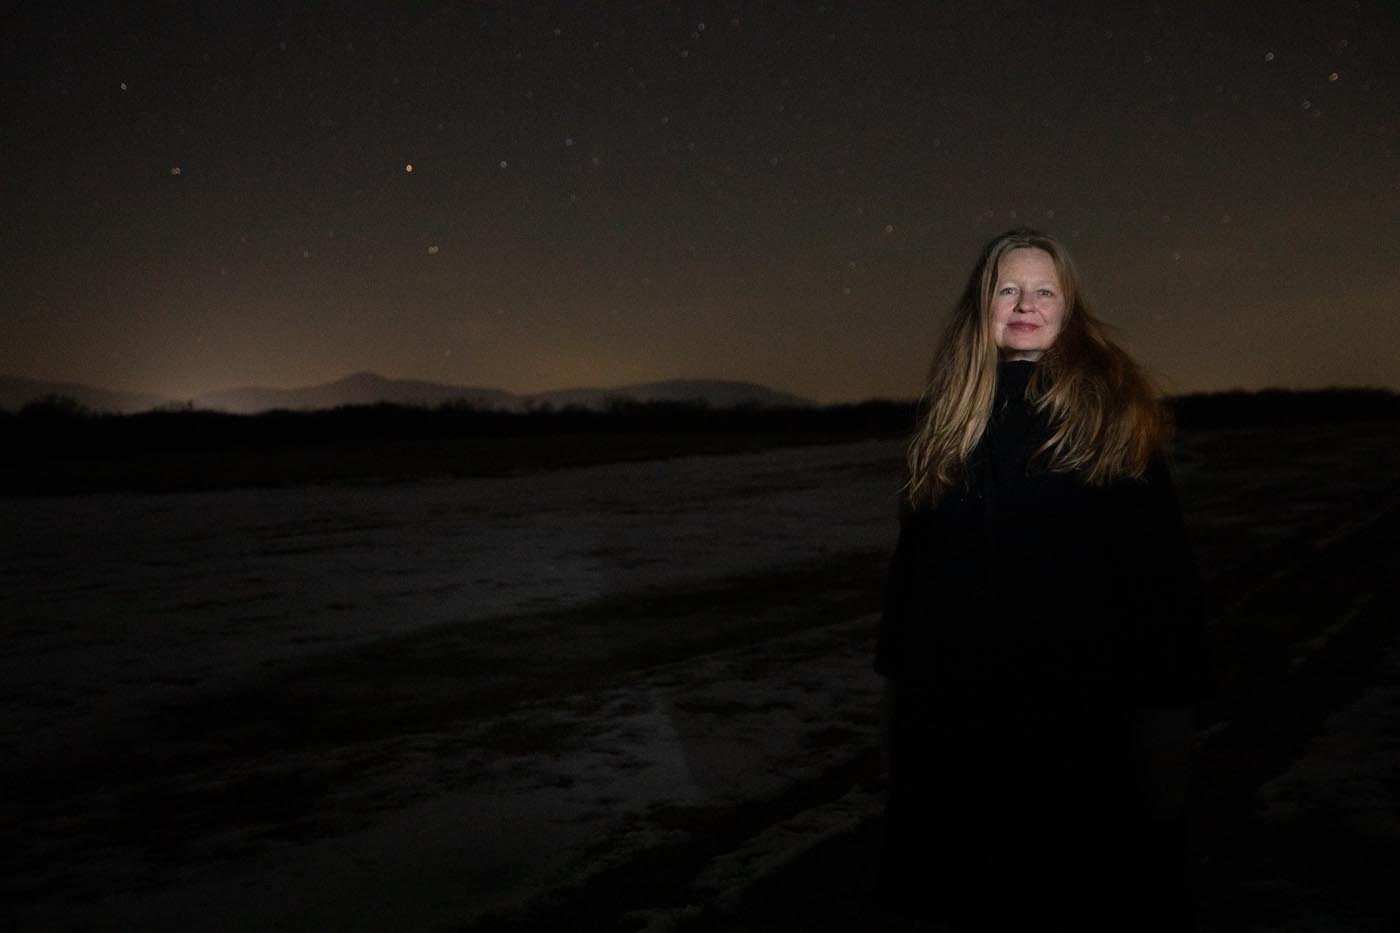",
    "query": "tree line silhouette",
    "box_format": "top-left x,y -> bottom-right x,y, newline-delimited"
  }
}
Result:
5,387 -> 1397,496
